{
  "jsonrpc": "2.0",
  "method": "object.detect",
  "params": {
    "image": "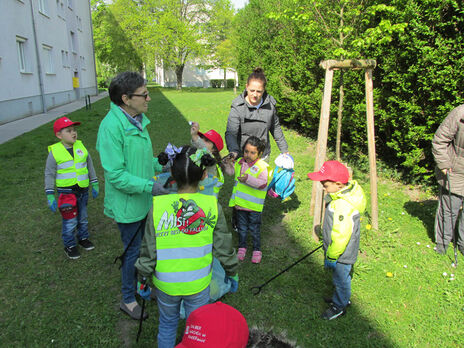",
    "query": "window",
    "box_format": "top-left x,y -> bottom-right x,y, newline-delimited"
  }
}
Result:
70,31 -> 77,52
43,45 -> 54,74
56,0 -> 63,17
16,37 -> 27,72
80,56 -> 85,70
38,0 -> 49,16
67,0 -> 73,10
61,50 -> 69,67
